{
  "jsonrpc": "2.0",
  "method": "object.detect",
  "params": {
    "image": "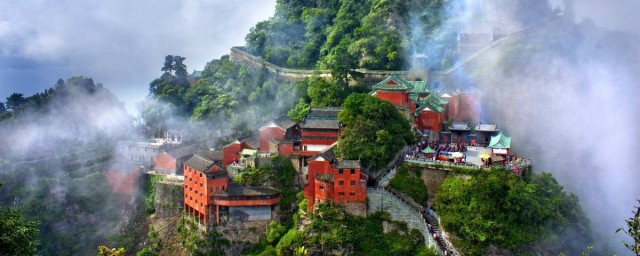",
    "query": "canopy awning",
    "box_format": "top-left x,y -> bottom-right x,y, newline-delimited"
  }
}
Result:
489,133 -> 511,149
422,146 -> 436,154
